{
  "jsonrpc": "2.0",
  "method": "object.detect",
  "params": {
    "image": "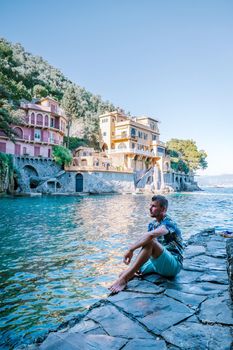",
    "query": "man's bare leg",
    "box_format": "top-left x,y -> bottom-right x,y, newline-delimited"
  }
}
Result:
109,240 -> 163,293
